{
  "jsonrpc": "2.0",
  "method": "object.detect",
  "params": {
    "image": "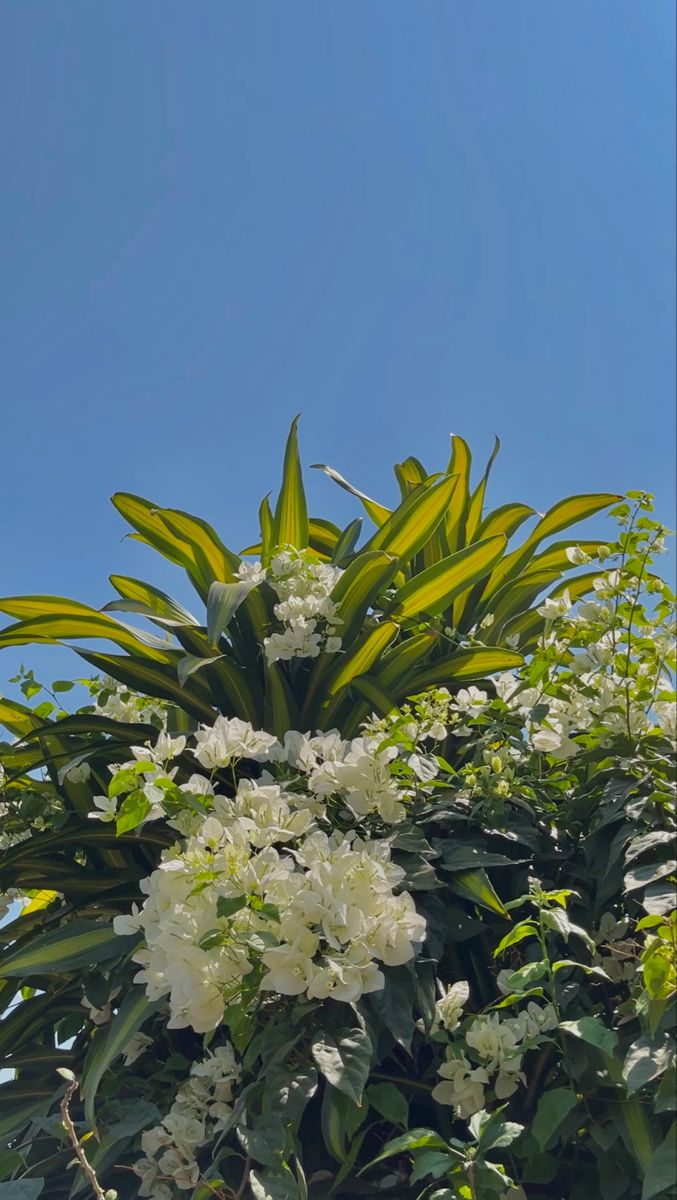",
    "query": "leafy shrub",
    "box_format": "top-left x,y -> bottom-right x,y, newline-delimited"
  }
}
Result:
0,428 -> 674,1200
